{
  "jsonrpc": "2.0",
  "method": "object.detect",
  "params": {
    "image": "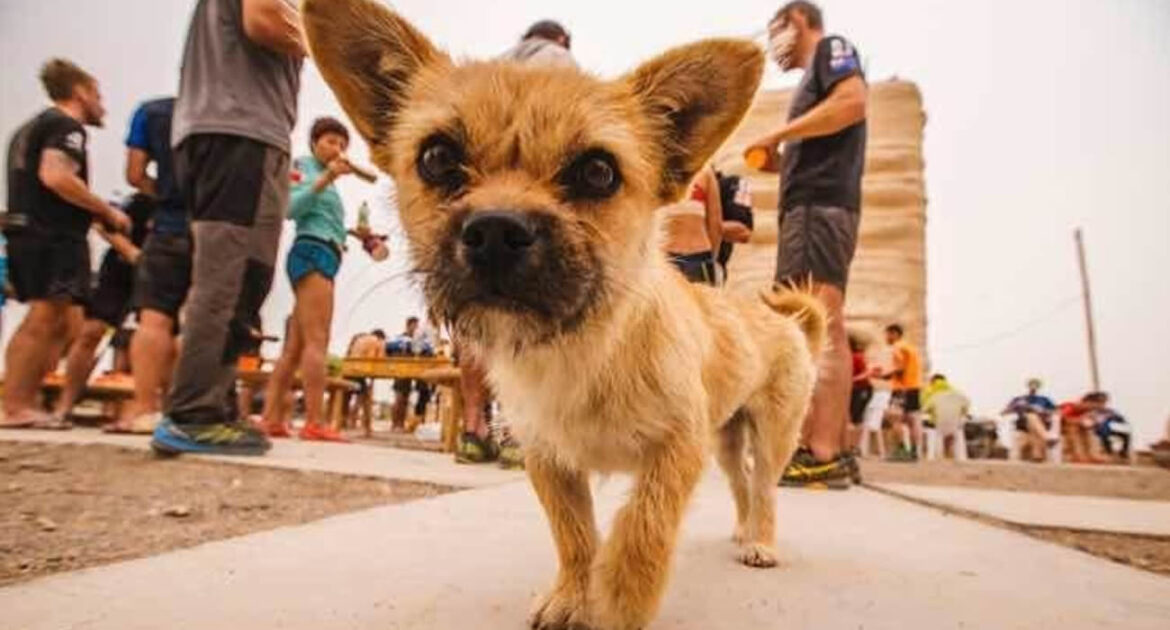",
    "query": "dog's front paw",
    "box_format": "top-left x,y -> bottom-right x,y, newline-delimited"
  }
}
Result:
531,584 -> 591,630
737,542 -> 779,568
